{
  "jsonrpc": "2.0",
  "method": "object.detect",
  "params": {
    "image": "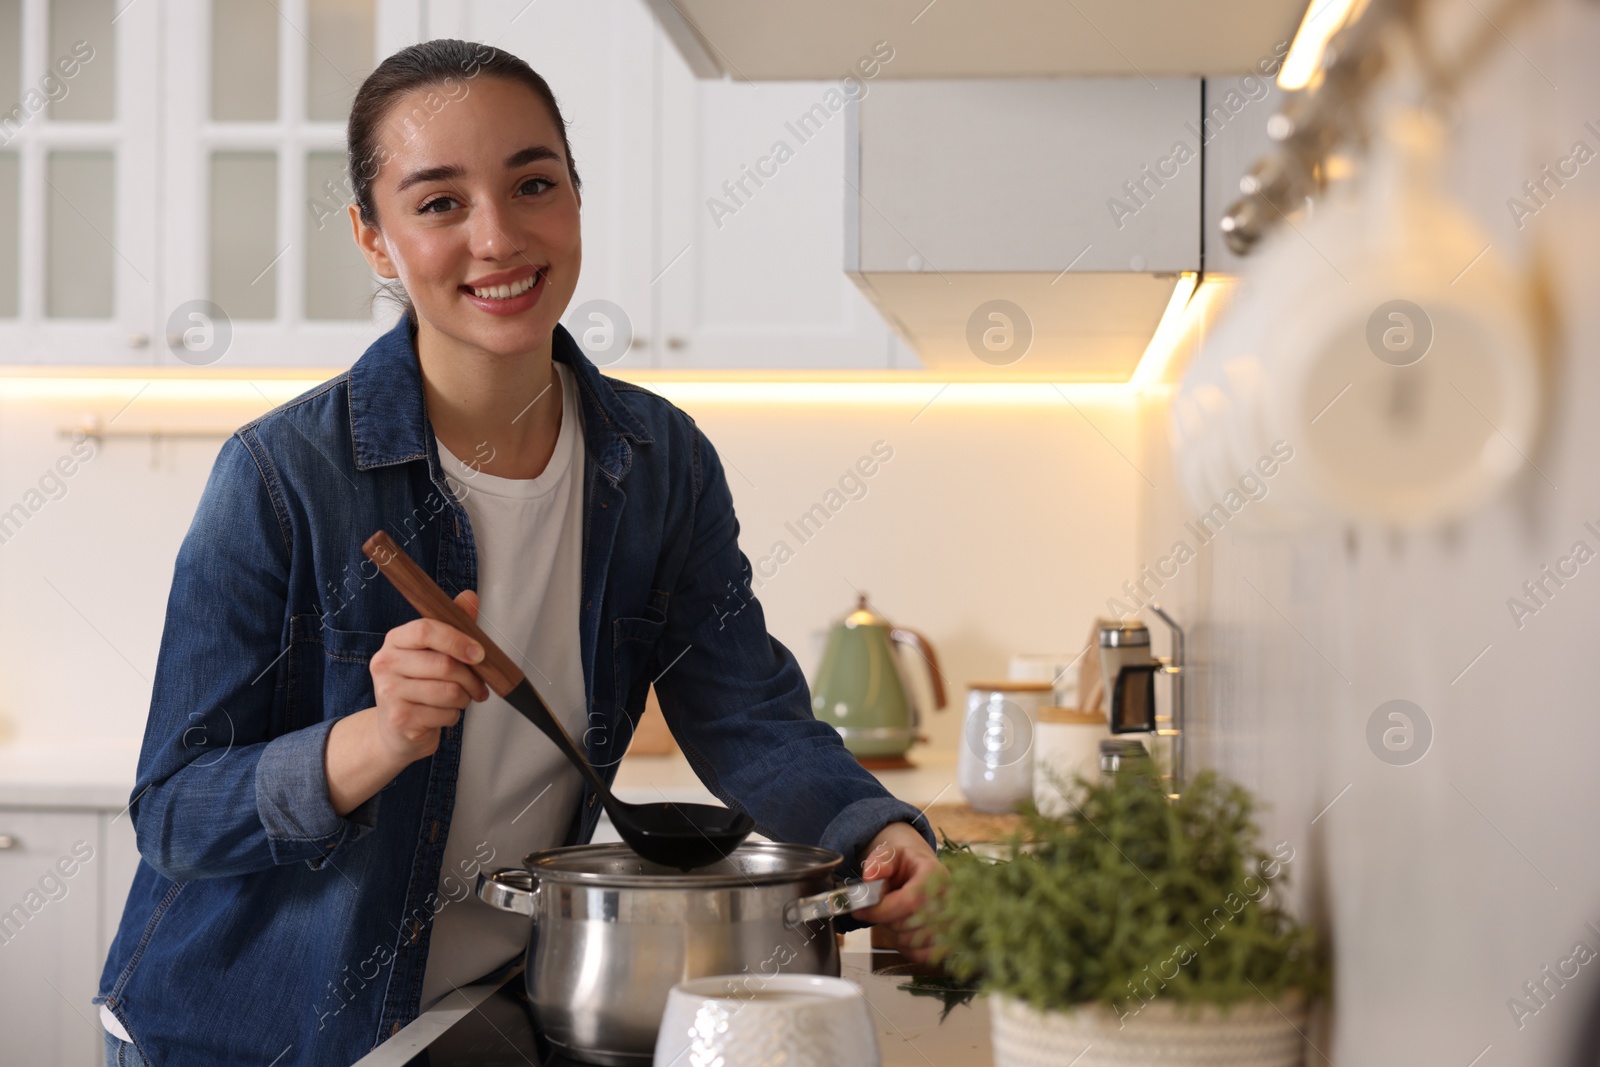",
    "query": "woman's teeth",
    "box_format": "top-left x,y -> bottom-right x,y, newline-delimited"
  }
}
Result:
467,272 -> 540,300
